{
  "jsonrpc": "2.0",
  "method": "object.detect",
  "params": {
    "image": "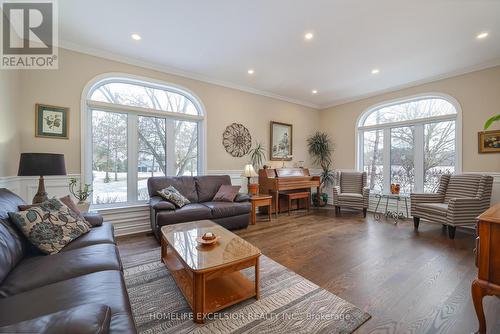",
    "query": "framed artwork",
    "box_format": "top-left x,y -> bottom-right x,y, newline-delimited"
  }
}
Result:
35,104 -> 69,139
478,130 -> 500,153
270,121 -> 292,160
